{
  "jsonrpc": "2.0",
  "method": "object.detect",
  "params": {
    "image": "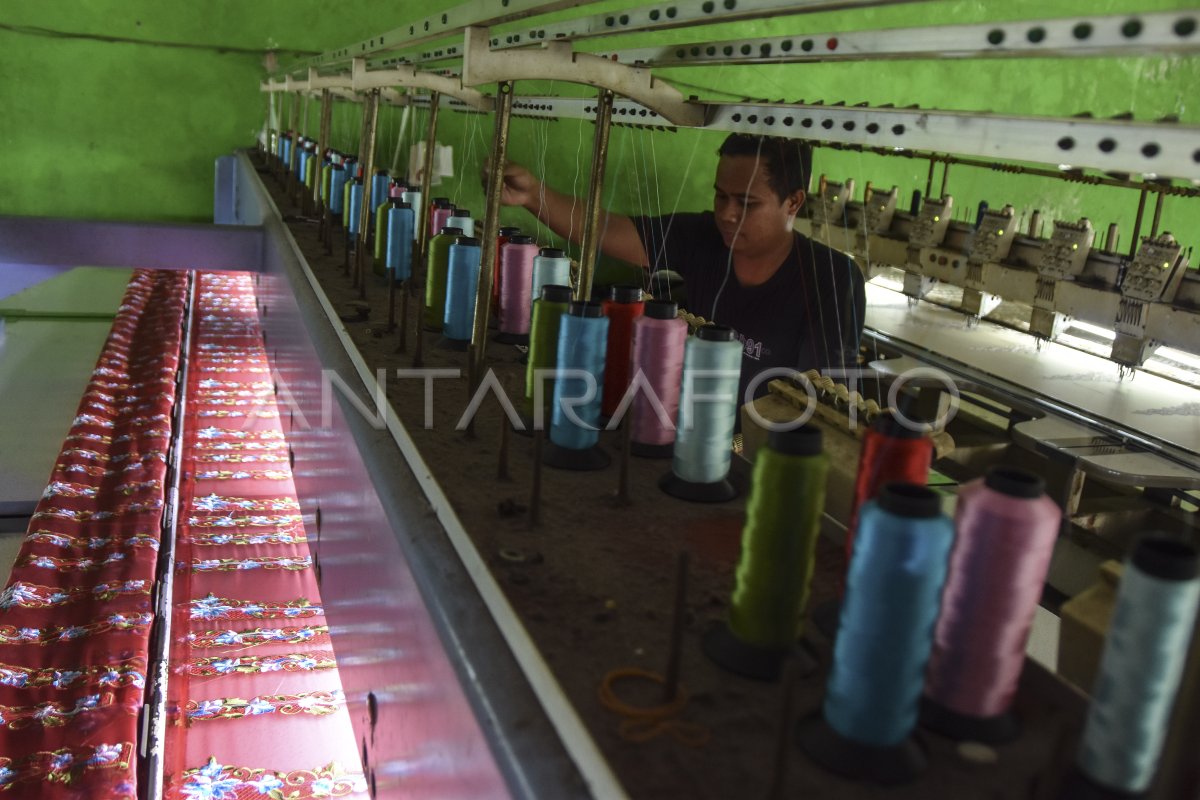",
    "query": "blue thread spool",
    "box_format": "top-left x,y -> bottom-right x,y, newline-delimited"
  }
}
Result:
660,325 -> 742,503
545,301 -> 610,471
441,236 -> 481,349
371,169 -> 389,211
531,248 -> 572,312
447,209 -> 475,238
1067,536 -> 1200,797
328,164 -> 347,217
799,482 -> 953,785
386,201 -> 415,282
297,148 -> 309,182
347,180 -> 364,236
